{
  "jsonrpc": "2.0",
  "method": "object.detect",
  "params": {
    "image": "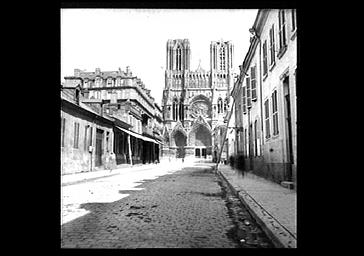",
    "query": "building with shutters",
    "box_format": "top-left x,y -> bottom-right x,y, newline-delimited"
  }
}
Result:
61,85 -> 124,175
161,39 -> 236,160
232,9 -> 297,187
62,66 -> 163,172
